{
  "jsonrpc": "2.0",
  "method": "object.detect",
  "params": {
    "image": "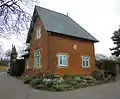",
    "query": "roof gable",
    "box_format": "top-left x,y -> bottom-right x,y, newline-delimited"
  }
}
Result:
11,45 -> 17,55
26,6 -> 99,43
